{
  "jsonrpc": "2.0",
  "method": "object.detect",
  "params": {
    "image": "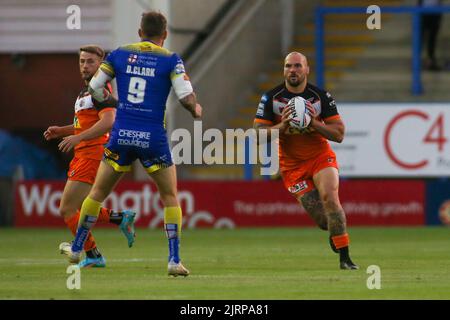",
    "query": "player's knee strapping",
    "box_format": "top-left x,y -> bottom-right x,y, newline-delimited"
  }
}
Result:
164,206 -> 182,238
